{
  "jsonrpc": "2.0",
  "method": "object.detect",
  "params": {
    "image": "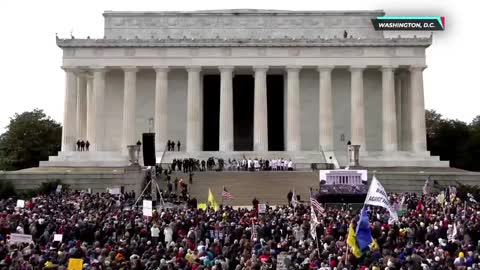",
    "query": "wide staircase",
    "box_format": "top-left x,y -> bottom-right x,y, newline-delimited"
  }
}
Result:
157,168 -> 480,206
159,171 -> 319,206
